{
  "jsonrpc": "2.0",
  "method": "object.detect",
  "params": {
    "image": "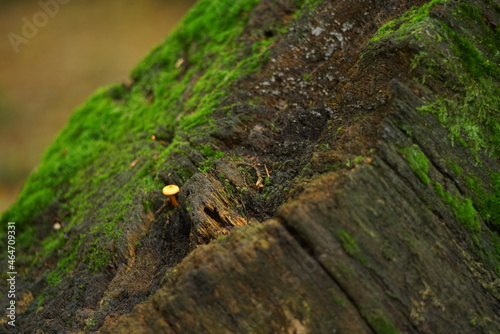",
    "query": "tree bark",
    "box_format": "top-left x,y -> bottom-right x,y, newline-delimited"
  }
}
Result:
1,0 -> 500,333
